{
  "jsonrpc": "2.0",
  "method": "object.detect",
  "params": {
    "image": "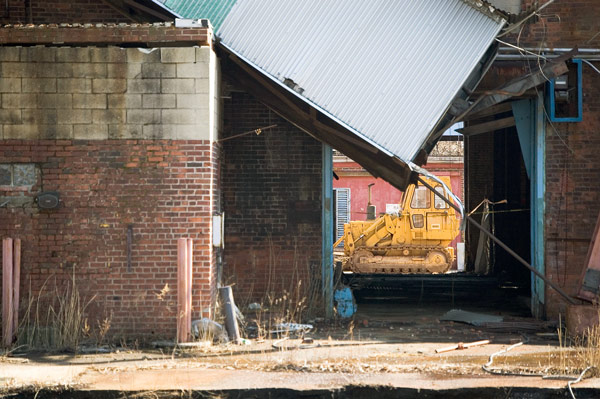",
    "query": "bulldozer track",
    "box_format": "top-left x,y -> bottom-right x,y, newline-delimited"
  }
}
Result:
348,245 -> 453,274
